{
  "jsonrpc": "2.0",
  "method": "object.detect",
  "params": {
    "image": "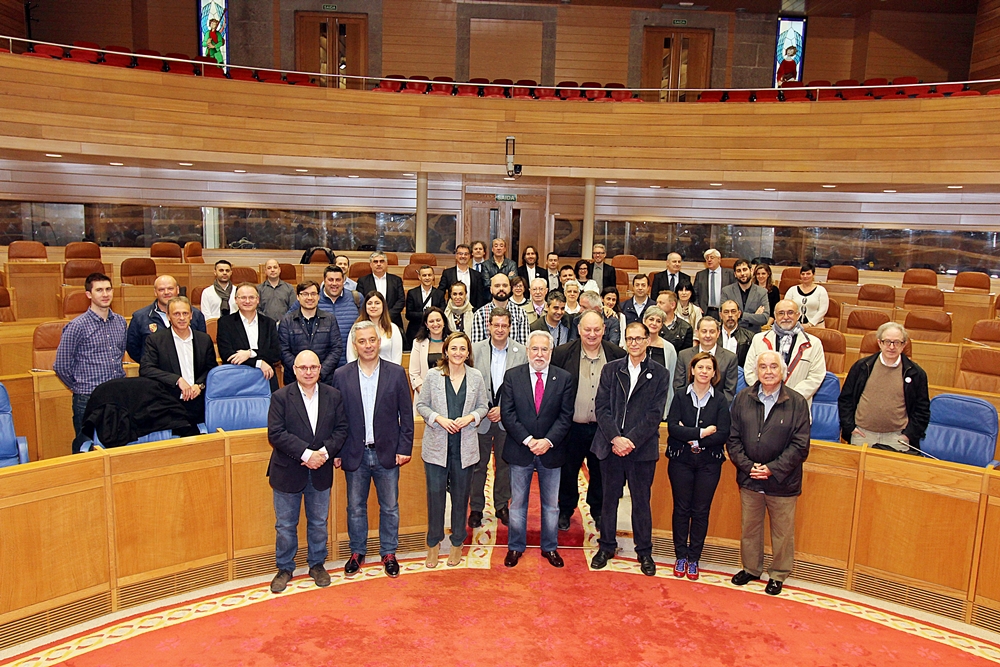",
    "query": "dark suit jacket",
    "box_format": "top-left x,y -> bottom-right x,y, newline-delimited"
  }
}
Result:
530,314 -> 576,346
438,266 -> 490,309
139,327 -> 218,390
356,273 -> 406,332
651,270 -> 692,298
673,345 -> 739,404
621,297 -> 652,325
720,282 -> 770,333
587,261 -> 618,291
722,326 -> 755,367
592,355 -> 671,461
332,360 -> 414,472
404,285 -> 446,344
266,382 -> 349,493
216,311 -> 281,391
551,339 -> 626,396
517,264 -> 547,287
500,364 -> 575,469
693,267 -> 736,313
